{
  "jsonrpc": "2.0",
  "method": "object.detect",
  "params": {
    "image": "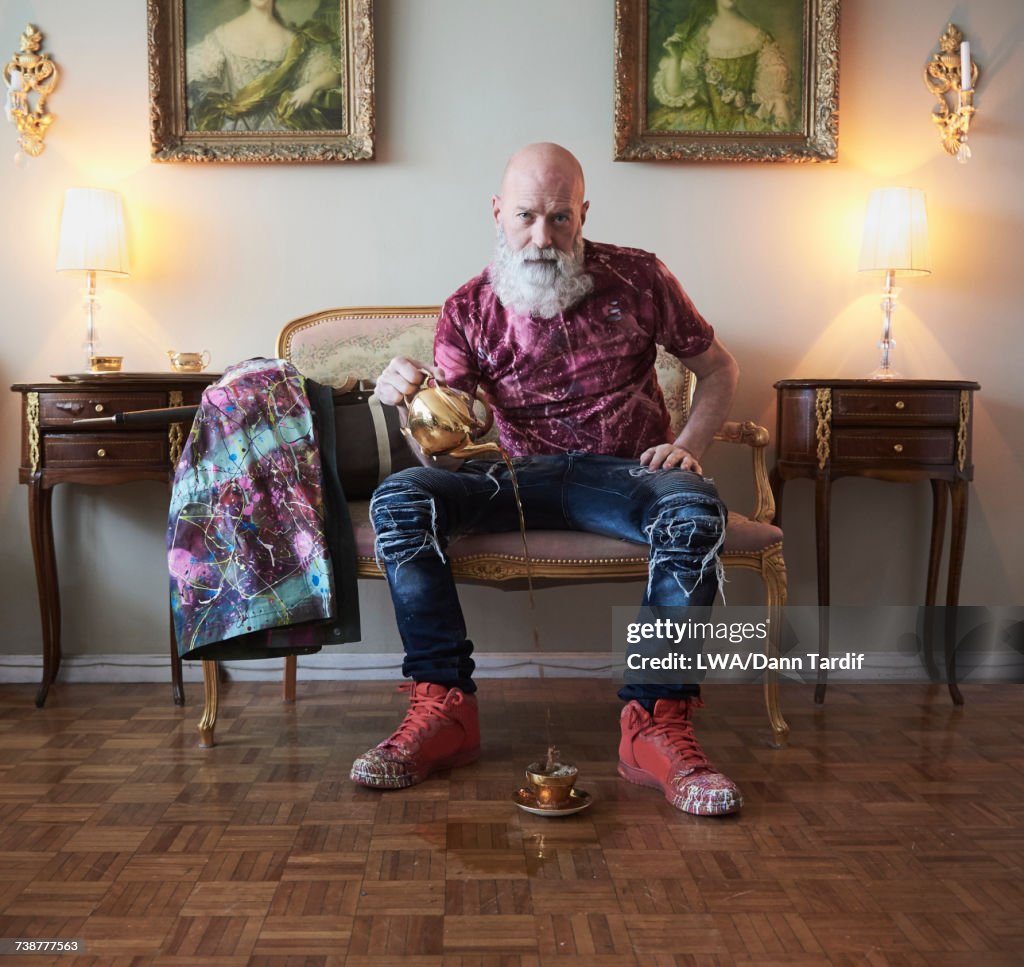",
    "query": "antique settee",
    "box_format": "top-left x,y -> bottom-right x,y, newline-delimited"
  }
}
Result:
194,306 -> 789,748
